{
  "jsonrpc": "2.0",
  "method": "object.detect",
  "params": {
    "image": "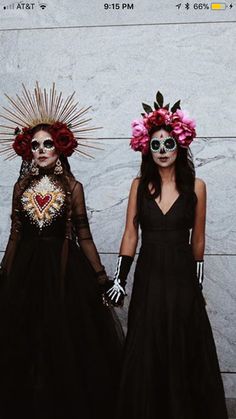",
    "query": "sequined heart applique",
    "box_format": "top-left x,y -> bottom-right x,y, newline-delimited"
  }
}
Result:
34,193 -> 52,213
21,175 -> 65,230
